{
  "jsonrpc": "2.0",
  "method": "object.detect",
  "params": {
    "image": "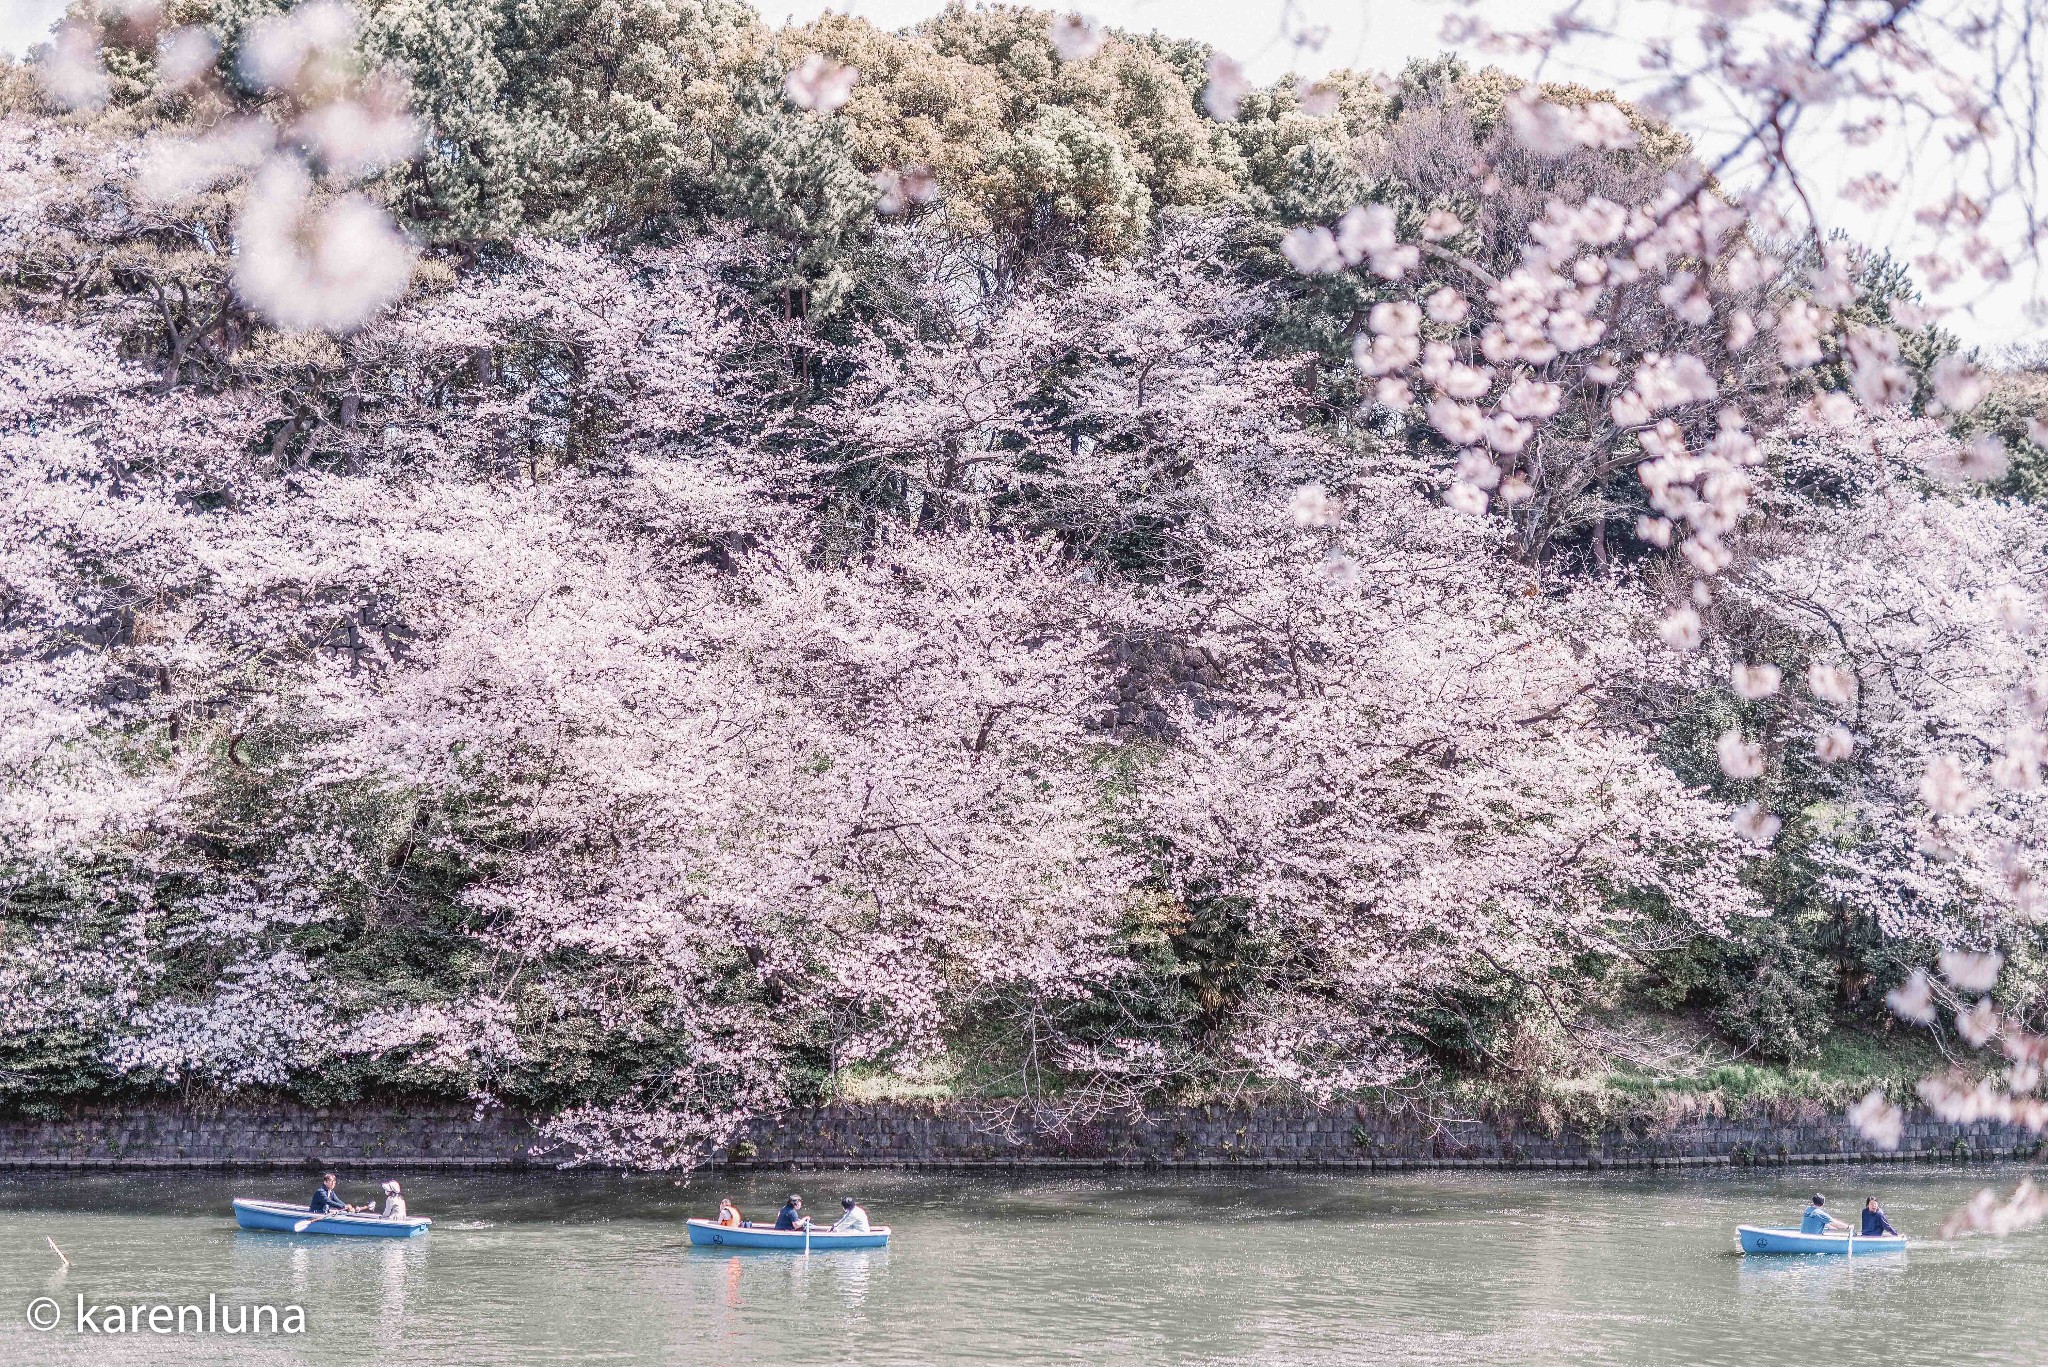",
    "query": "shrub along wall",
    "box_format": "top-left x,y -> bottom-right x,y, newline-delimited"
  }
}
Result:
0,1100 -> 2039,1170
